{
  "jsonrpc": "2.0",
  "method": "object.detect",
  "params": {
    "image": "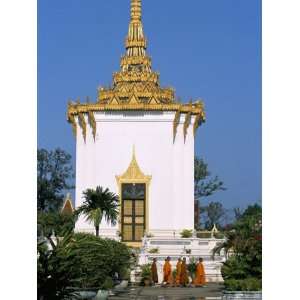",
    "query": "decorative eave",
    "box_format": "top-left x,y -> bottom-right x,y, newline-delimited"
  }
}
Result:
78,112 -> 87,142
88,111 -> 96,140
67,100 -> 205,141
183,112 -> 192,142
